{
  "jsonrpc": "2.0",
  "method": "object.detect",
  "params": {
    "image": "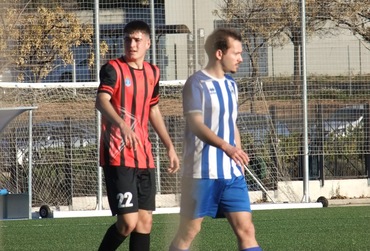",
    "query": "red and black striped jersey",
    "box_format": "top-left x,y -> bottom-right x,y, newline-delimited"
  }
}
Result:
97,57 -> 160,169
